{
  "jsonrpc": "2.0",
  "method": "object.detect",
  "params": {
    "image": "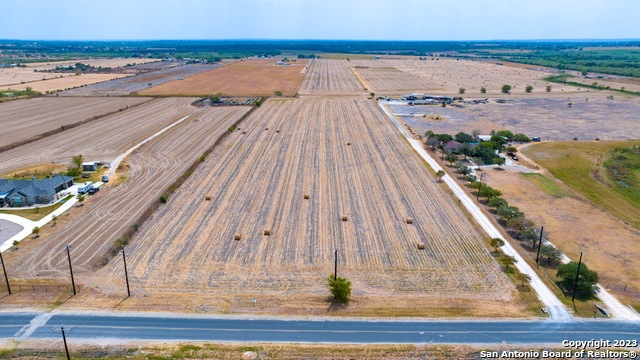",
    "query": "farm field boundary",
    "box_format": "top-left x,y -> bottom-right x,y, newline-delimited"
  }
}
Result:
0,97 -> 154,154
1,106 -> 252,280
104,103 -> 261,260
102,97 -> 527,318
